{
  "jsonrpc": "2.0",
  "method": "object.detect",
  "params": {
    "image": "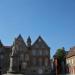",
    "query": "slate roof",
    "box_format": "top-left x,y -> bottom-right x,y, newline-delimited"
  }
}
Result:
32,36 -> 50,49
15,34 -> 26,46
